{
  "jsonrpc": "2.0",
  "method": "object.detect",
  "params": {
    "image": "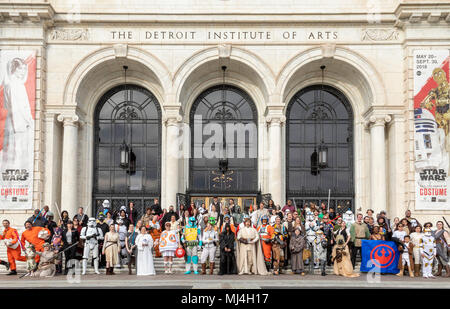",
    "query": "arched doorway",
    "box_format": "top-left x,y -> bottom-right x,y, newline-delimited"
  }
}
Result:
286,85 -> 354,213
93,84 -> 161,217
188,85 -> 259,210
